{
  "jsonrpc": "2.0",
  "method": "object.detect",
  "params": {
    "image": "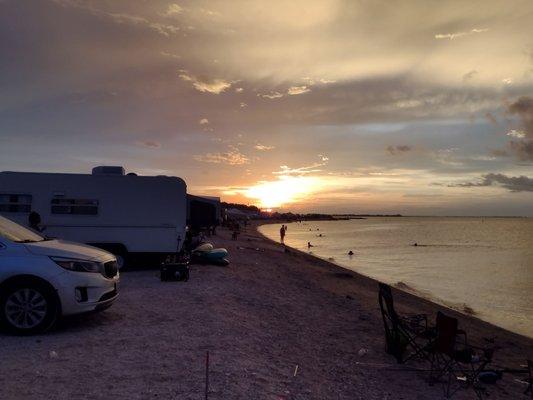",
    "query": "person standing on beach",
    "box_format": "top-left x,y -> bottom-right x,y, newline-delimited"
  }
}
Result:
280,225 -> 286,244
